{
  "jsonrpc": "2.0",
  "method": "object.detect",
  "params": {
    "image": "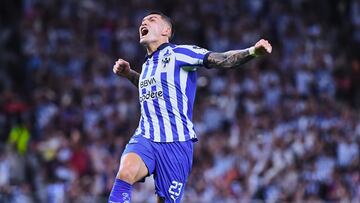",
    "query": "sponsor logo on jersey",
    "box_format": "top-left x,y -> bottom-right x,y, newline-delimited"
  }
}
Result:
140,77 -> 156,88
139,90 -> 163,102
